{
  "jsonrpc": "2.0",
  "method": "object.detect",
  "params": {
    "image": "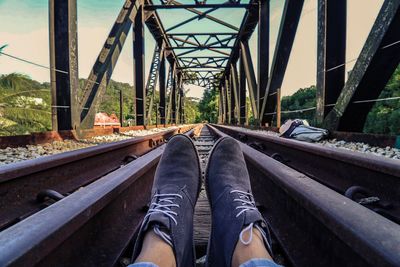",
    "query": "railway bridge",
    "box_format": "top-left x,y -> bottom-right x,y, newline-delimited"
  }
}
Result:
0,0 -> 400,266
